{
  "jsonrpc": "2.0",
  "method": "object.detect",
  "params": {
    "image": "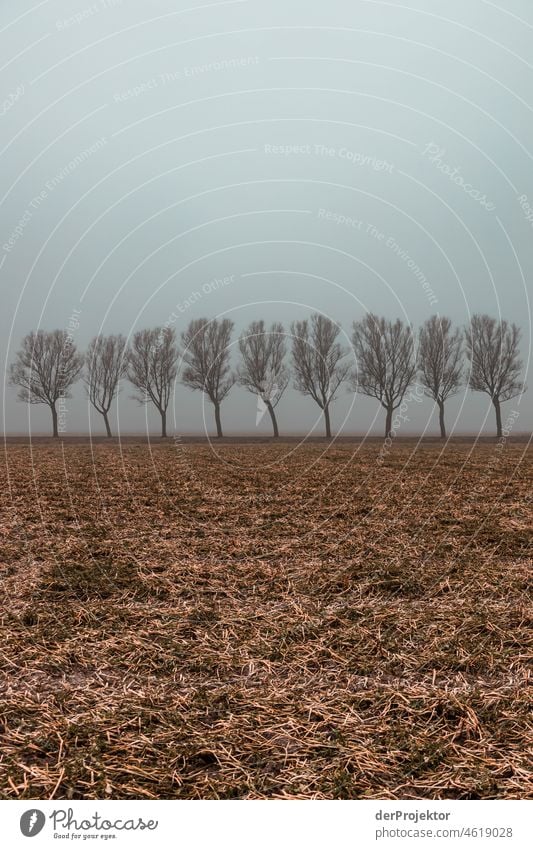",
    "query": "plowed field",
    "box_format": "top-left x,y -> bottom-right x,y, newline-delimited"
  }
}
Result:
0,440 -> 531,799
